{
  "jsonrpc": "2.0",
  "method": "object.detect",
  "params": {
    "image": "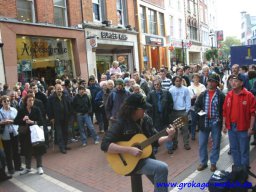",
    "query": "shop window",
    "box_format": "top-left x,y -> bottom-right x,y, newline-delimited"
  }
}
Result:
116,0 -> 127,26
159,13 -> 165,36
54,0 -> 67,26
16,0 -> 35,22
96,55 -> 113,74
93,0 -> 106,22
139,6 -> 146,33
148,9 -> 157,35
16,36 -> 74,85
